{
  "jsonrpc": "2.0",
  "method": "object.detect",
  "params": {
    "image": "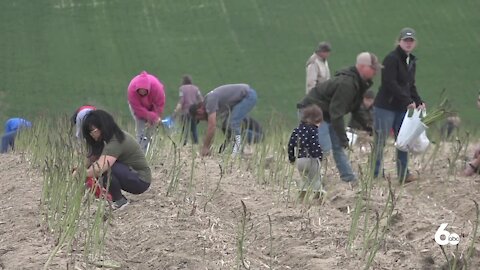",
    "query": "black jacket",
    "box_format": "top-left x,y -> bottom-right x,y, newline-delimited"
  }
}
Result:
374,46 -> 423,111
298,66 -> 373,147
288,123 -> 323,163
